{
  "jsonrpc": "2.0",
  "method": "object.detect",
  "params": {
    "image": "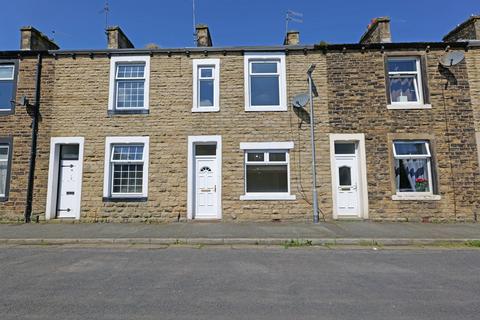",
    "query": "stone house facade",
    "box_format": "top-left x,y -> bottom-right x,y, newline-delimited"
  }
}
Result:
1,17 -> 479,223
